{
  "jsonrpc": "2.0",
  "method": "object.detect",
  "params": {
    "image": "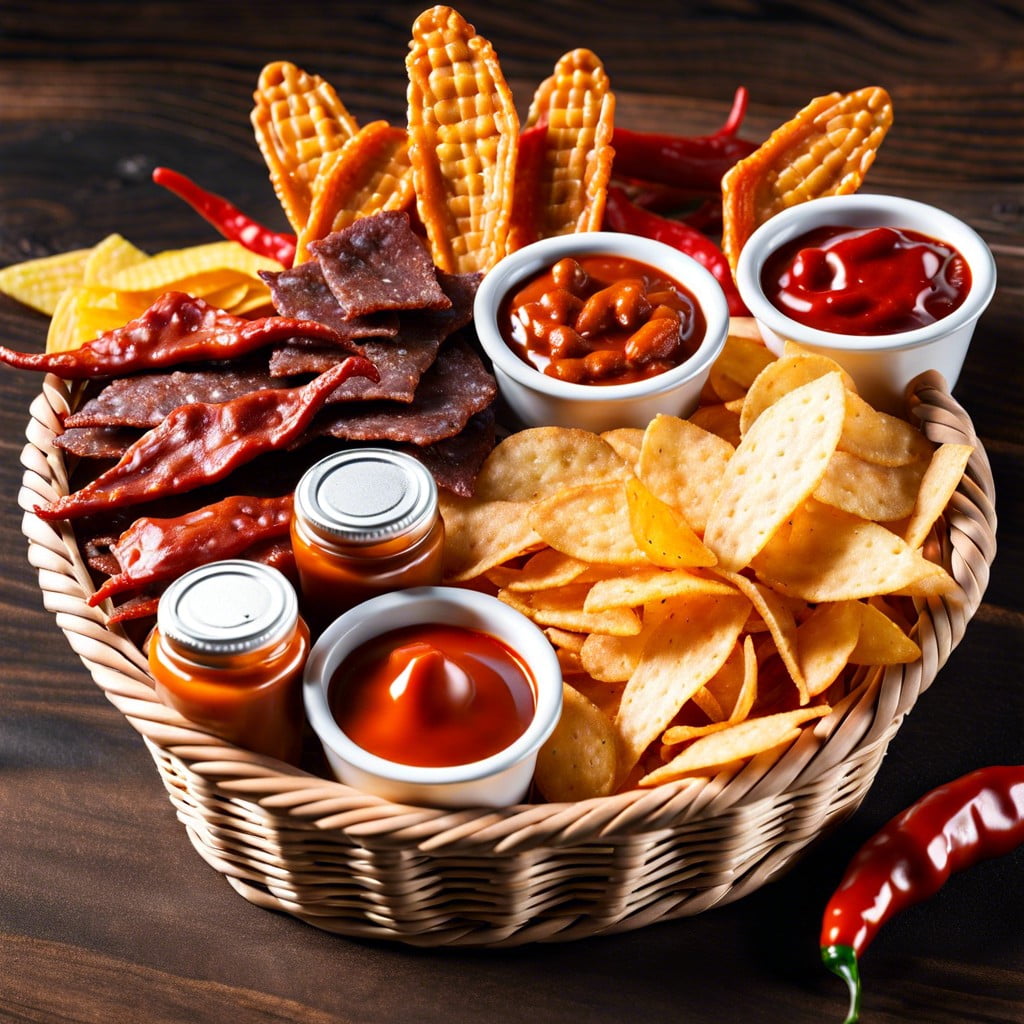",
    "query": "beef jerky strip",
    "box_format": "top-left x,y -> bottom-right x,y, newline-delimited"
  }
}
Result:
0,291 -> 356,378
260,259 -> 399,340
308,210 -> 450,318
89,492 -> 294,605
402,407 -> 496,496
310,337 -> 496,447
36,356 -> 377,521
